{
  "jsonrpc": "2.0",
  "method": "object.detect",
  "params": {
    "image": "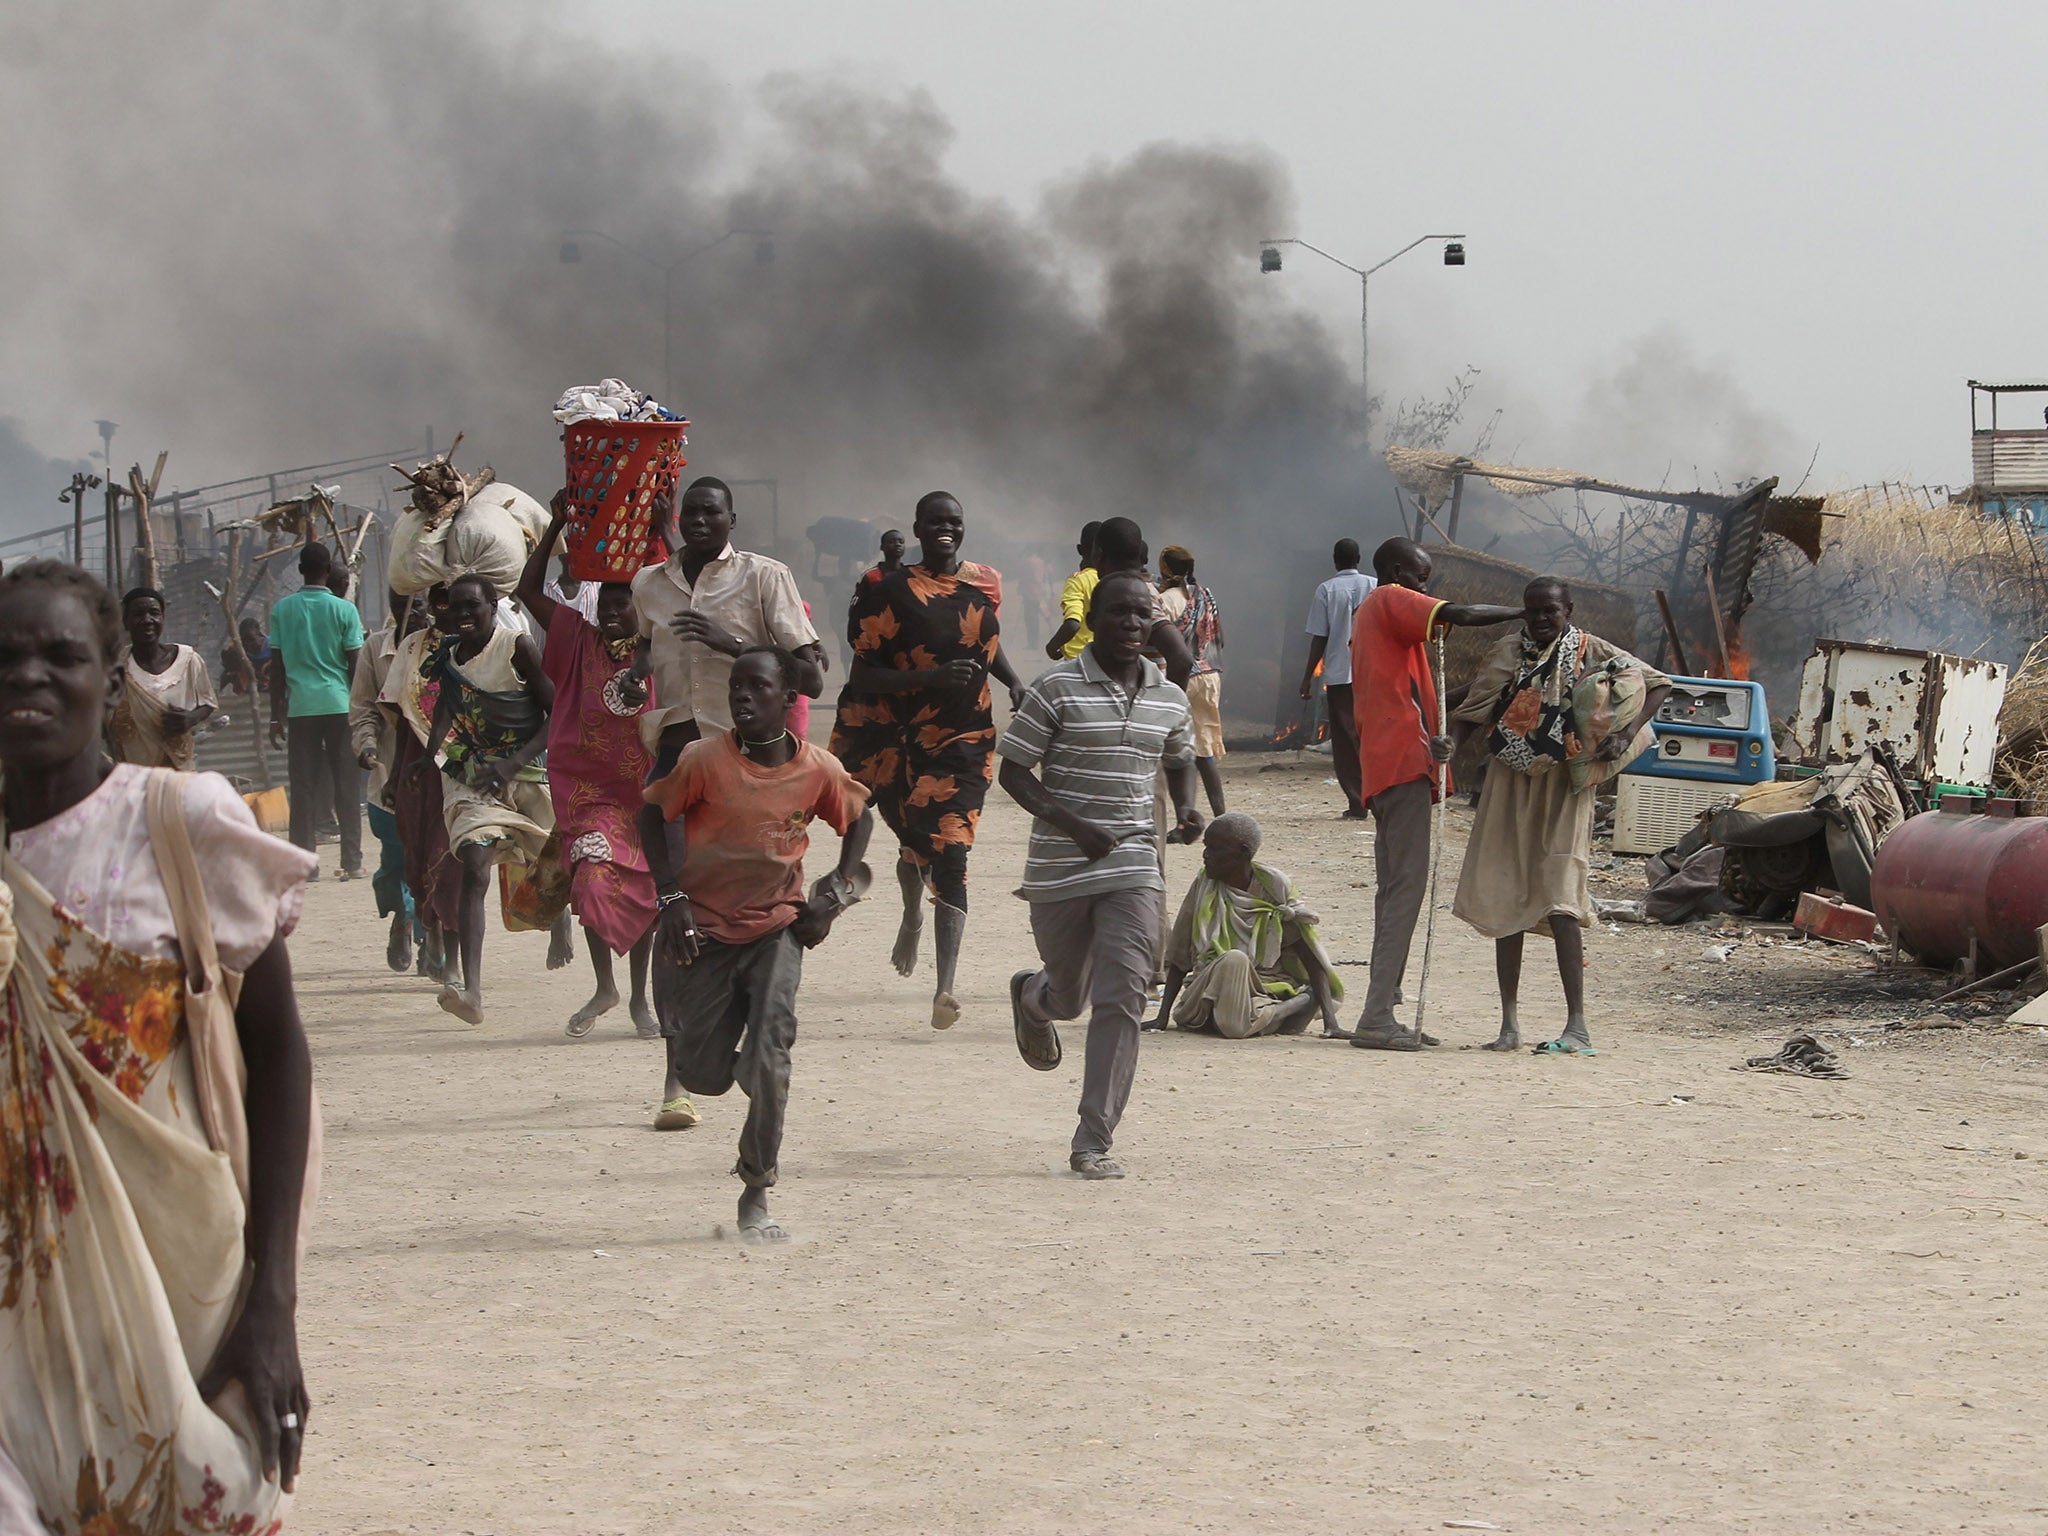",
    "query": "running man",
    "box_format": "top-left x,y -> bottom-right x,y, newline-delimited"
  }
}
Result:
643,646 -> 874,1240
999,573 -> 1201,1179
1044,520 -> 1102,661
624,477 -> 824,875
